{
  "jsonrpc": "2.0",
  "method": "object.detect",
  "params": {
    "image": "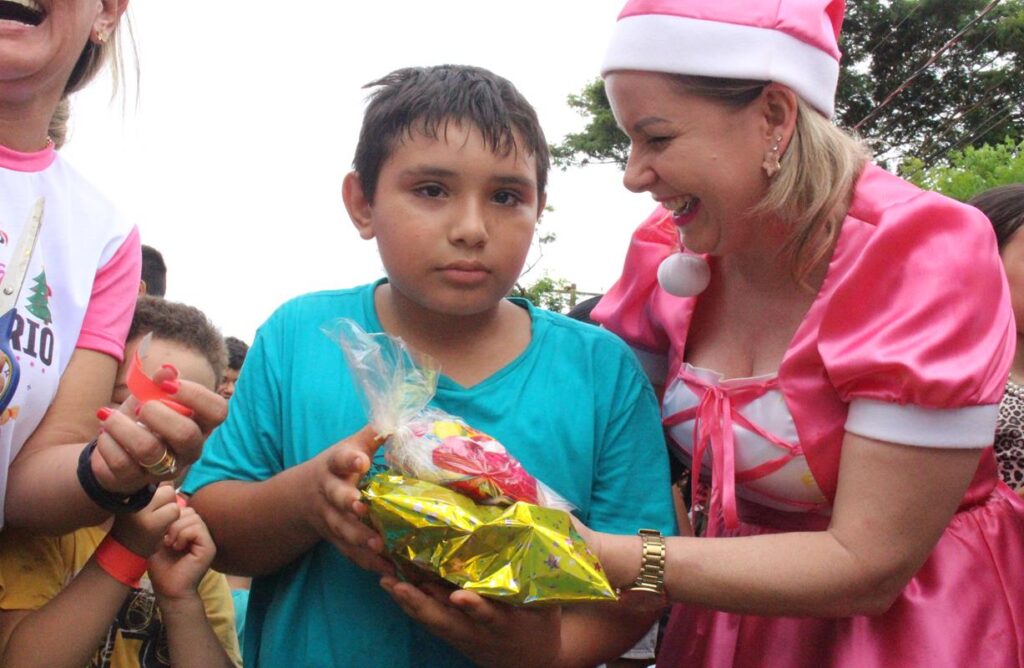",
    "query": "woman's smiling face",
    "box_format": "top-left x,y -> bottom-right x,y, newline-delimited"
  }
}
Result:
0,1 -> 102,88
606,71 -> 772,257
